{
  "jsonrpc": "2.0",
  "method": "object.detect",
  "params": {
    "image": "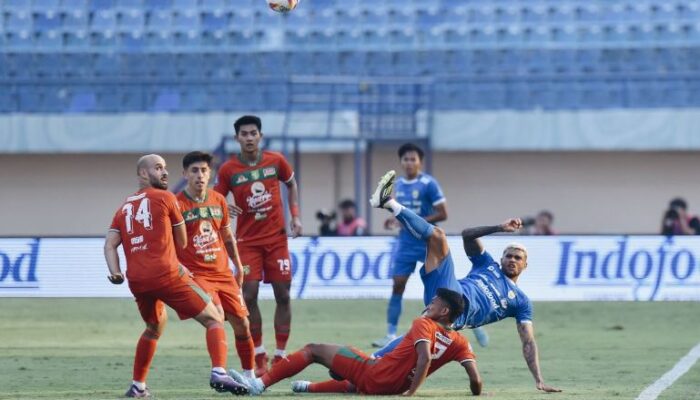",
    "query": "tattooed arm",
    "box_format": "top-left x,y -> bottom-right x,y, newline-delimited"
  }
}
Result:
517,322 -> 562,393
461,218 -> 523,257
